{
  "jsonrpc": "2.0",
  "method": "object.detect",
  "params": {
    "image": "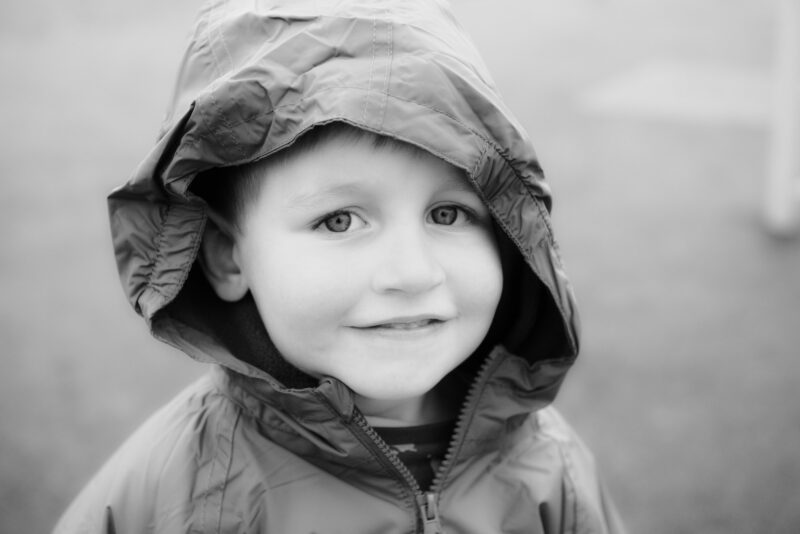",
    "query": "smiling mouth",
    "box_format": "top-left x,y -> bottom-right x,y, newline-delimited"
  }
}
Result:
364,319 -> 443,330
353,317 -> 447,331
